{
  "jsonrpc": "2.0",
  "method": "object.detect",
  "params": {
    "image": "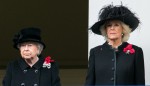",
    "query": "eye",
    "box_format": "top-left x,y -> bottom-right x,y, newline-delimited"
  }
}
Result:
20,44 -> 26,47
28,44 -> 33,47
114,23 -> 120,26
106,24 -> 112,27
